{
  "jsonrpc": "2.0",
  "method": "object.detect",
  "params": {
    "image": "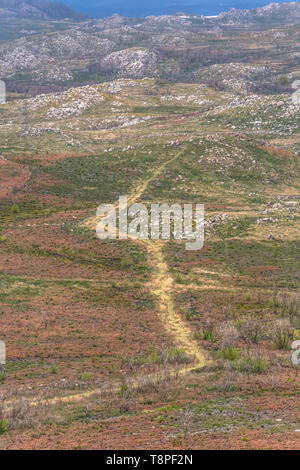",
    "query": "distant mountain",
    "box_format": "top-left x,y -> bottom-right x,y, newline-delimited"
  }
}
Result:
0,1 -> 299,94
0,1 -> 299,24
57,0 -> 300,19
217,1 -> 300,23
0,0 -> 86,20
